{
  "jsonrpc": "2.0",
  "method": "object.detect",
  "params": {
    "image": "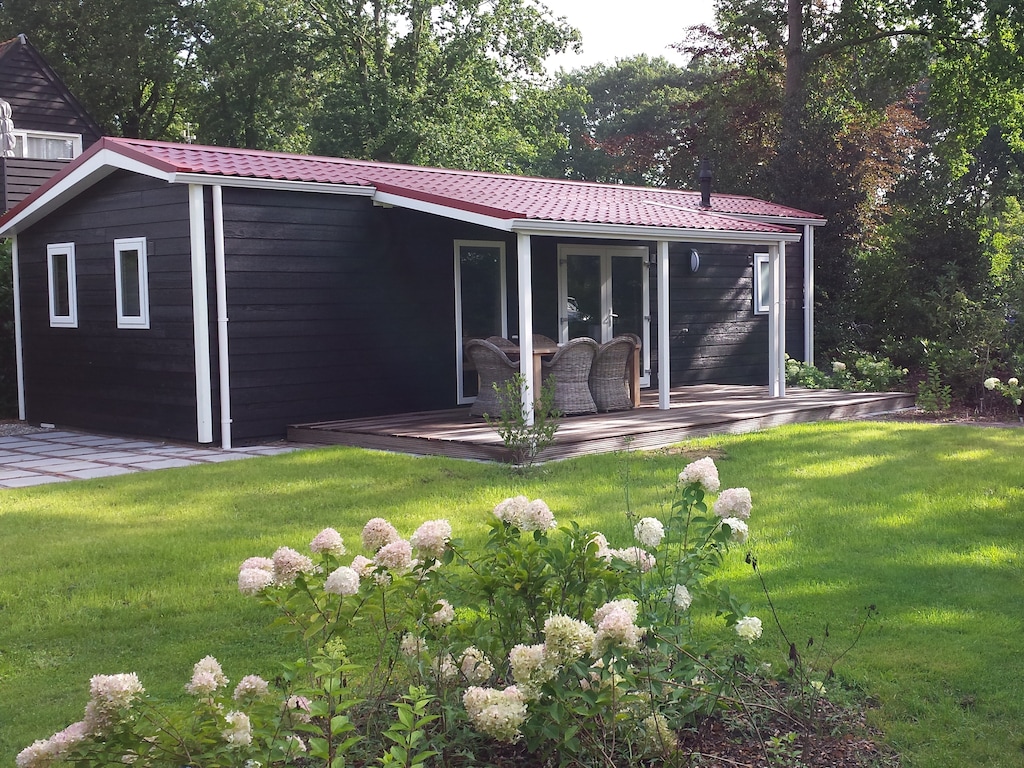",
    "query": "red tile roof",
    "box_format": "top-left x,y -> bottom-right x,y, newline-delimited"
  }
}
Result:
107,138 -> 822,233
1,136 -> 824,236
